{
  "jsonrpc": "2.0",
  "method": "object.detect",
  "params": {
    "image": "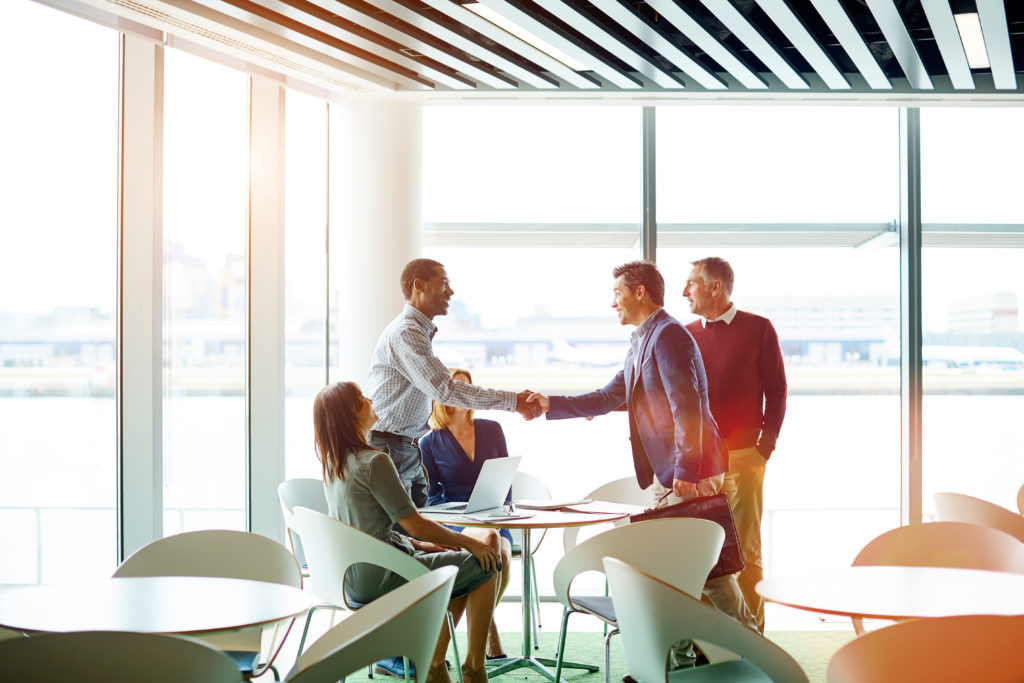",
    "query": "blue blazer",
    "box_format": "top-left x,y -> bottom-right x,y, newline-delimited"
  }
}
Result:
547,308 -> 728,488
